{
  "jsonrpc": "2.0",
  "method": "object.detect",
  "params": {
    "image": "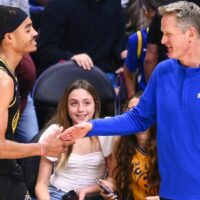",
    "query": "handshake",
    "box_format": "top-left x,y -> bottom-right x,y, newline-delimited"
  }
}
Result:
38,122 -> 92,158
